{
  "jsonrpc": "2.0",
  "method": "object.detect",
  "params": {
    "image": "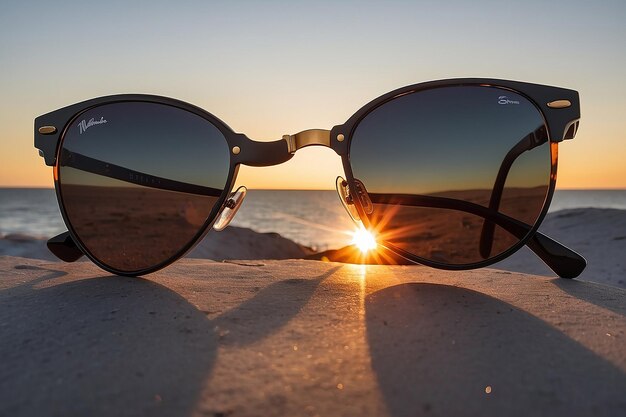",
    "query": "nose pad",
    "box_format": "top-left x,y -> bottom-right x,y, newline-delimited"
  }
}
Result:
336,176 -> 361,223
336,176 -> 375,225
213,186 -> 247,231
352,178 -> 374,215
